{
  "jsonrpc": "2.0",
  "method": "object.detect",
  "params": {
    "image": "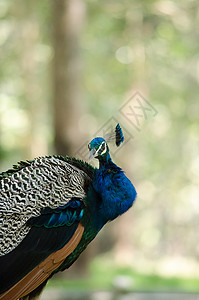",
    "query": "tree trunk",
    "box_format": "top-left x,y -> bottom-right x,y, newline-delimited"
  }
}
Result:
52,0 -> 85,156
